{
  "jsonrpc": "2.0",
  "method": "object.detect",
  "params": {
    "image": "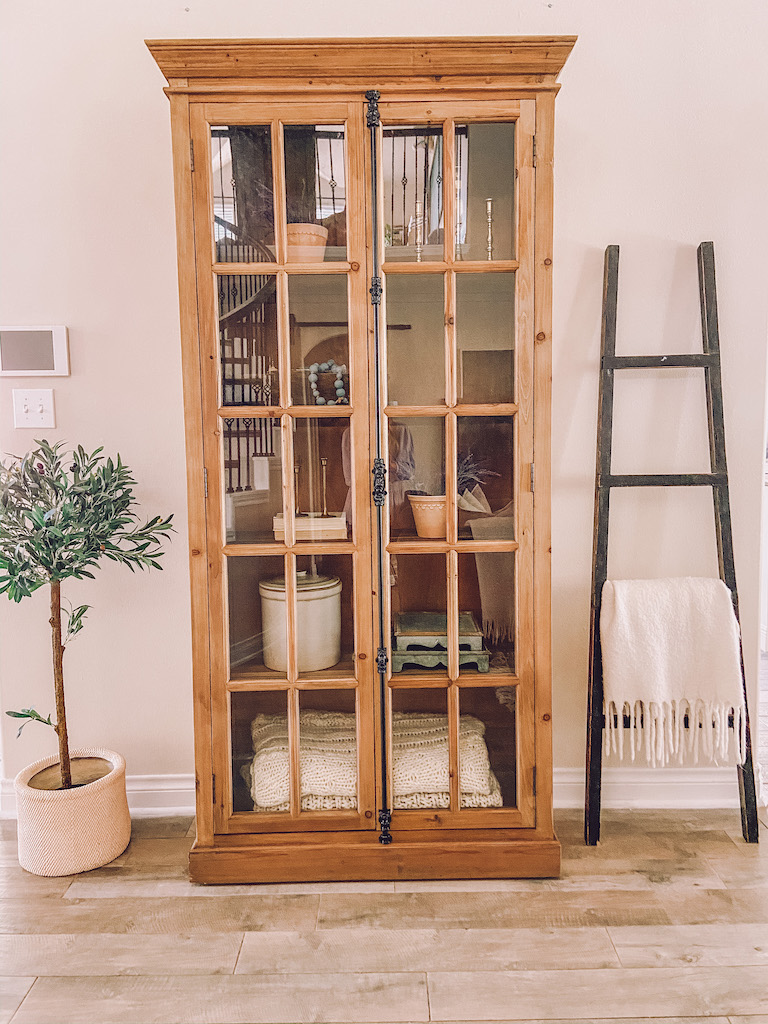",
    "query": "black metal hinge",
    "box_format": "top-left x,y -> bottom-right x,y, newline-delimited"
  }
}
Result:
532,134 -> 537,168
212,774 -> 216,803
365,89 -> 381,127
530,463 -> 535,493
532,766 -> 537,797
372,457 -> 387,506
376,646 -> 388,674
369,276 -> 382,306
190,139 -> 195,173
203,467 -> 208,498
378,808 -> 392,845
